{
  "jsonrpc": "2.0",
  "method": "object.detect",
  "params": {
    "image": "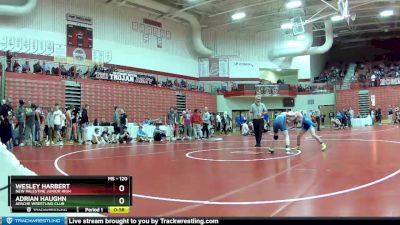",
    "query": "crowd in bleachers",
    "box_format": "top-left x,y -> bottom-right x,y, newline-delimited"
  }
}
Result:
314,63 -> 346,84
353,59 -> 400,87
2,51 -> 205,92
